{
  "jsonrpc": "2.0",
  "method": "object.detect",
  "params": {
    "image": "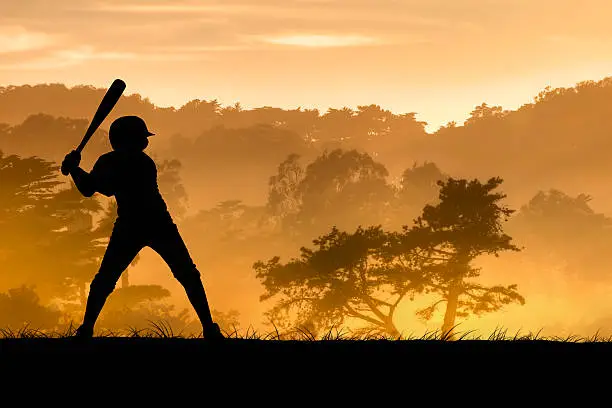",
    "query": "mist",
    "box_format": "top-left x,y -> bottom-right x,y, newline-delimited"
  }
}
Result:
2,78 -> 612,337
